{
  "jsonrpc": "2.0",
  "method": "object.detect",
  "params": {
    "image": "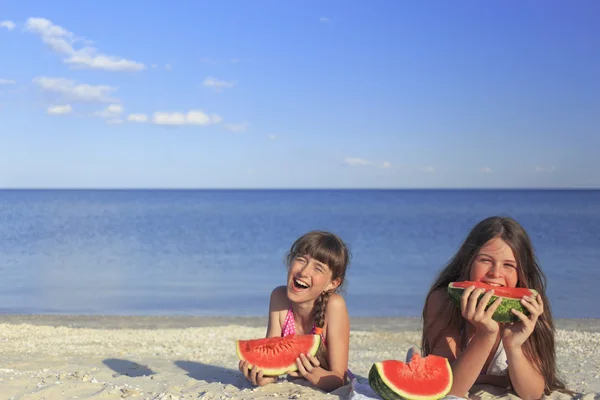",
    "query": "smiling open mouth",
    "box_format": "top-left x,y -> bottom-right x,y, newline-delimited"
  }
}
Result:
293,278 -> 310,289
